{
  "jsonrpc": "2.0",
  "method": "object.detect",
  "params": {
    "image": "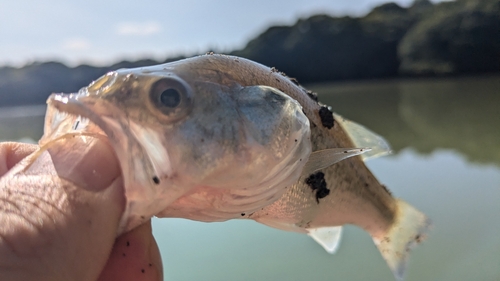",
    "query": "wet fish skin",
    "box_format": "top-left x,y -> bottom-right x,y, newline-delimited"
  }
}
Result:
158,54 -> 430,279
42,54 -> 430,280
159,55 -> 397,232
43,56 -> 313,232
